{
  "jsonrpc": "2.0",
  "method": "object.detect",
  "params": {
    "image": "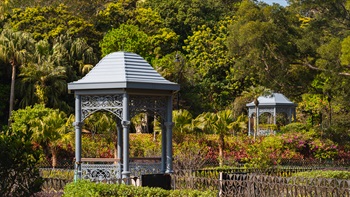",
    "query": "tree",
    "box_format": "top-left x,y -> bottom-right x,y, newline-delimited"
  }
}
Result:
99,24 -> 151,59
0,28 -> 35,122
96,0 -> 138,31
173,109 -> 193,134
227,1 -> 303,96
99,23 -> 177,62
19,39 -> 67,107
241,85 -> 272,140
184,18 -> 252,111
6,4 -> 99,43
142,0 -> 237,46
97,3 -> 178,58
10,104 -> 69,168
31,109 -> 68,168
0,128 -> 42,196
195,109 -> 235,166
